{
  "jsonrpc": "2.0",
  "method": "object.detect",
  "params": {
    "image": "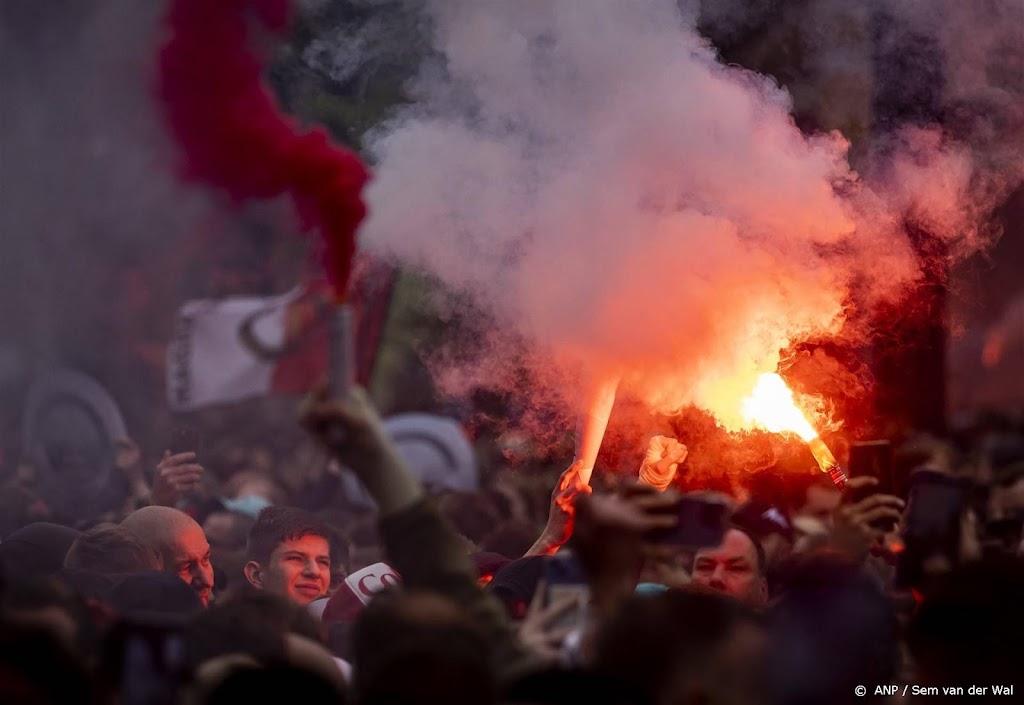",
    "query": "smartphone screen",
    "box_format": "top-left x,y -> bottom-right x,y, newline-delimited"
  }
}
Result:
904,471 -> 966,540
543,554 -> 589,631
847,440 -> 898,531
848,440 -> 893,498
897,470 -> 968,590
652,495 -> 729,548
169,427 -> 200,455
